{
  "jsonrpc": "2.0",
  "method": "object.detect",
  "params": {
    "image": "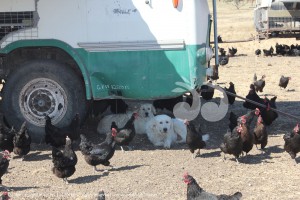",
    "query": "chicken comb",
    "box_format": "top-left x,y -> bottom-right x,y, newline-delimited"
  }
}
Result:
240,116 -> 247,124
294,124 -> 299,133
183,172 -> 189,178
183,119 -> 189,125
3,150 -> 10,154
266,103 -> 271,111
1,150 -> 10,158
133,112 -> 139,118
237,124 -> 243,133
111,128 -> 117,136
257,115 -> 263,123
